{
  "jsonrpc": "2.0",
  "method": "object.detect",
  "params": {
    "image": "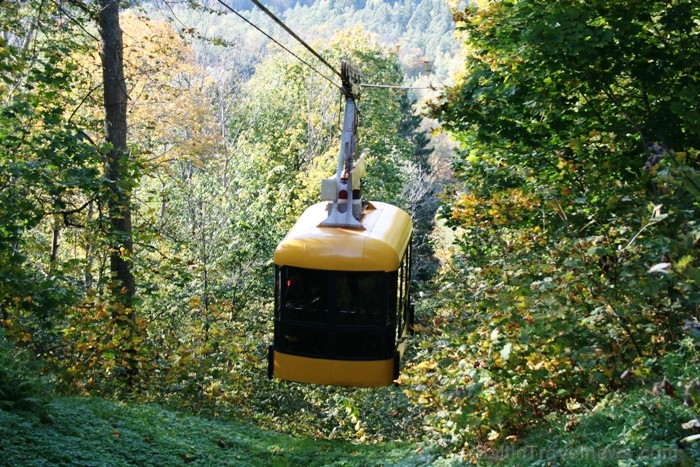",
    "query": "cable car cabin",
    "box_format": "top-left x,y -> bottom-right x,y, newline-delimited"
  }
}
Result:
268,201 -> 413,387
